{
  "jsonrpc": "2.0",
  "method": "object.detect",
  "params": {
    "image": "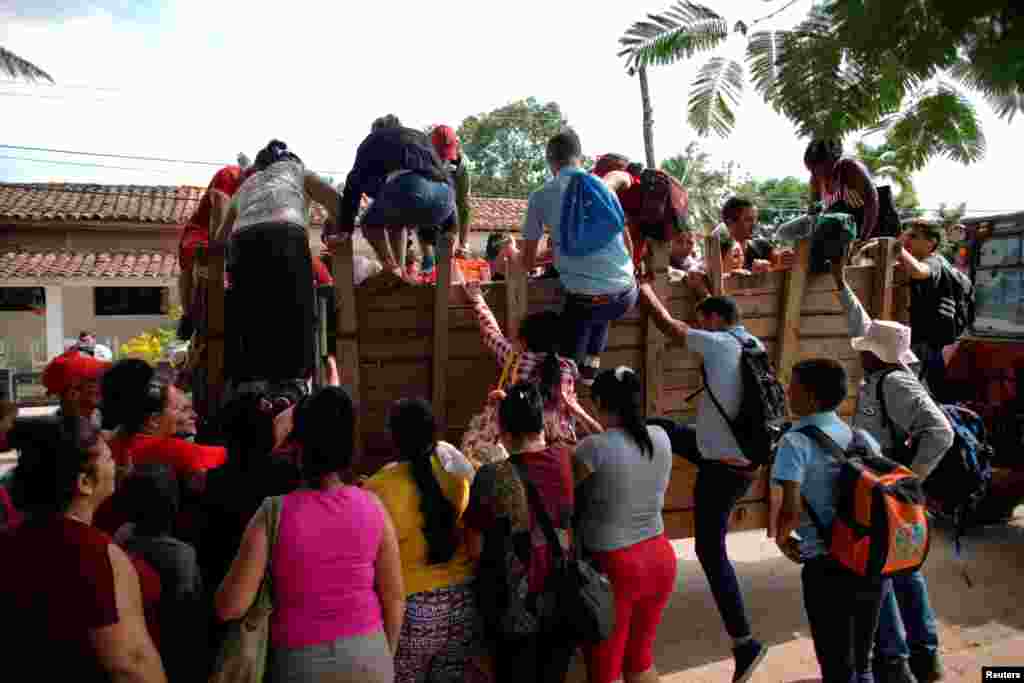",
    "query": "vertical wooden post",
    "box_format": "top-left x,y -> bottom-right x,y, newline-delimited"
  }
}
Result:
704,233 -> 724,296
505,251 -> 528,342
872,237 -> 897,321
206,242 -> 226,417
333,238 -> 361,461
644,240 -> 670,418
432,234 -> 452,429
775,239 -> 811,387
